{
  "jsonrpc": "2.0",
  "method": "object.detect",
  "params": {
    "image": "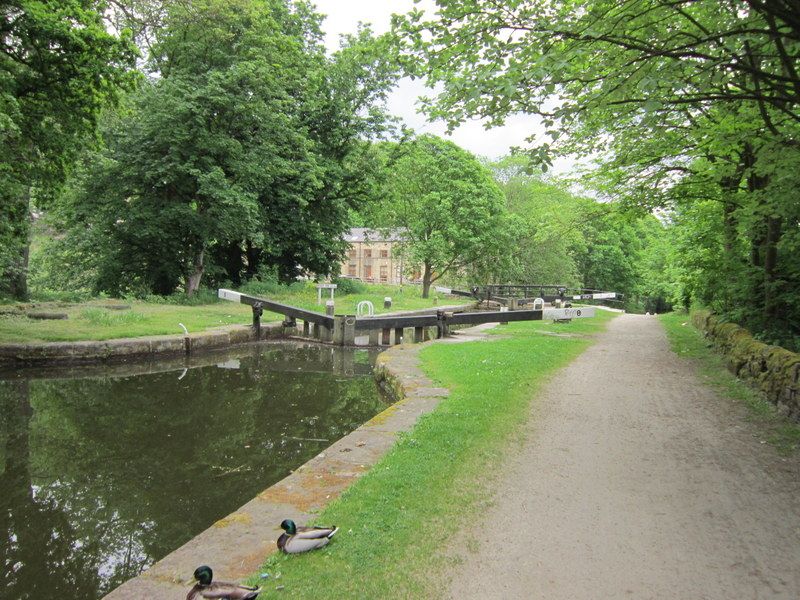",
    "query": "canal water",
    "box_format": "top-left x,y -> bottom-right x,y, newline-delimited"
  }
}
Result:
0,343 -> 386,600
